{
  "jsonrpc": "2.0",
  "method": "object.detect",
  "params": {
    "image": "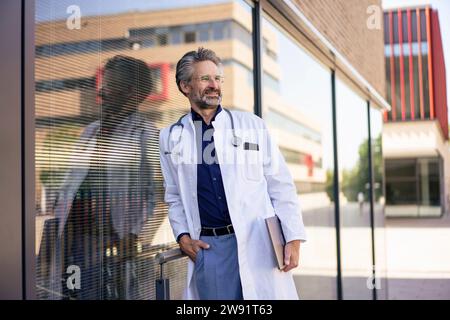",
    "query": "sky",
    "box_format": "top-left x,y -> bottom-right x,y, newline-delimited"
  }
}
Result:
36,0 -> 227,22
382,0 -> 450,123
